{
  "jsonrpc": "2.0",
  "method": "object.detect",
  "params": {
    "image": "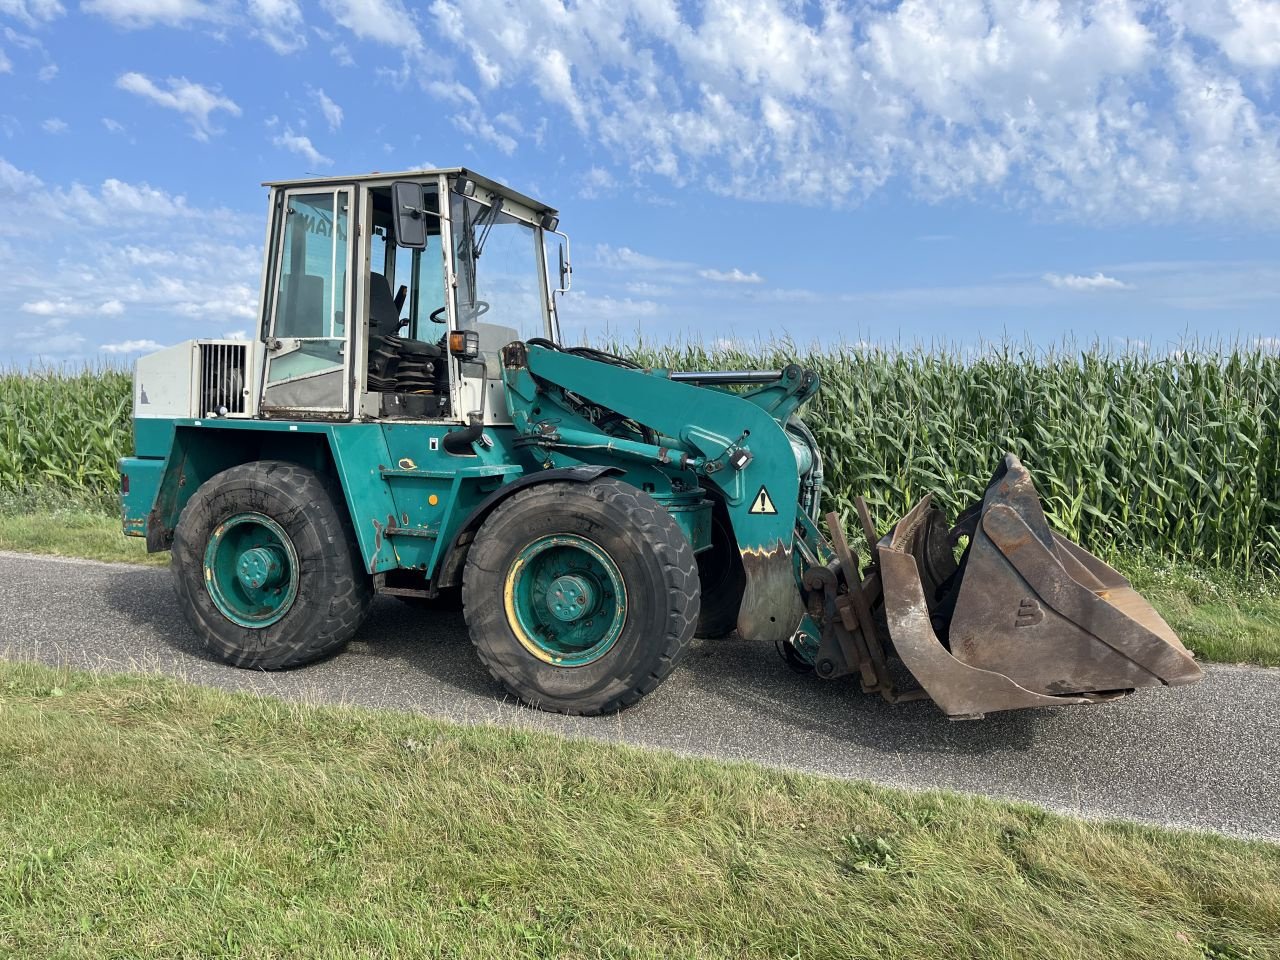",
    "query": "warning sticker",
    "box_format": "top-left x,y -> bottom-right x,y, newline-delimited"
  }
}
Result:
749,486 -> 778,515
